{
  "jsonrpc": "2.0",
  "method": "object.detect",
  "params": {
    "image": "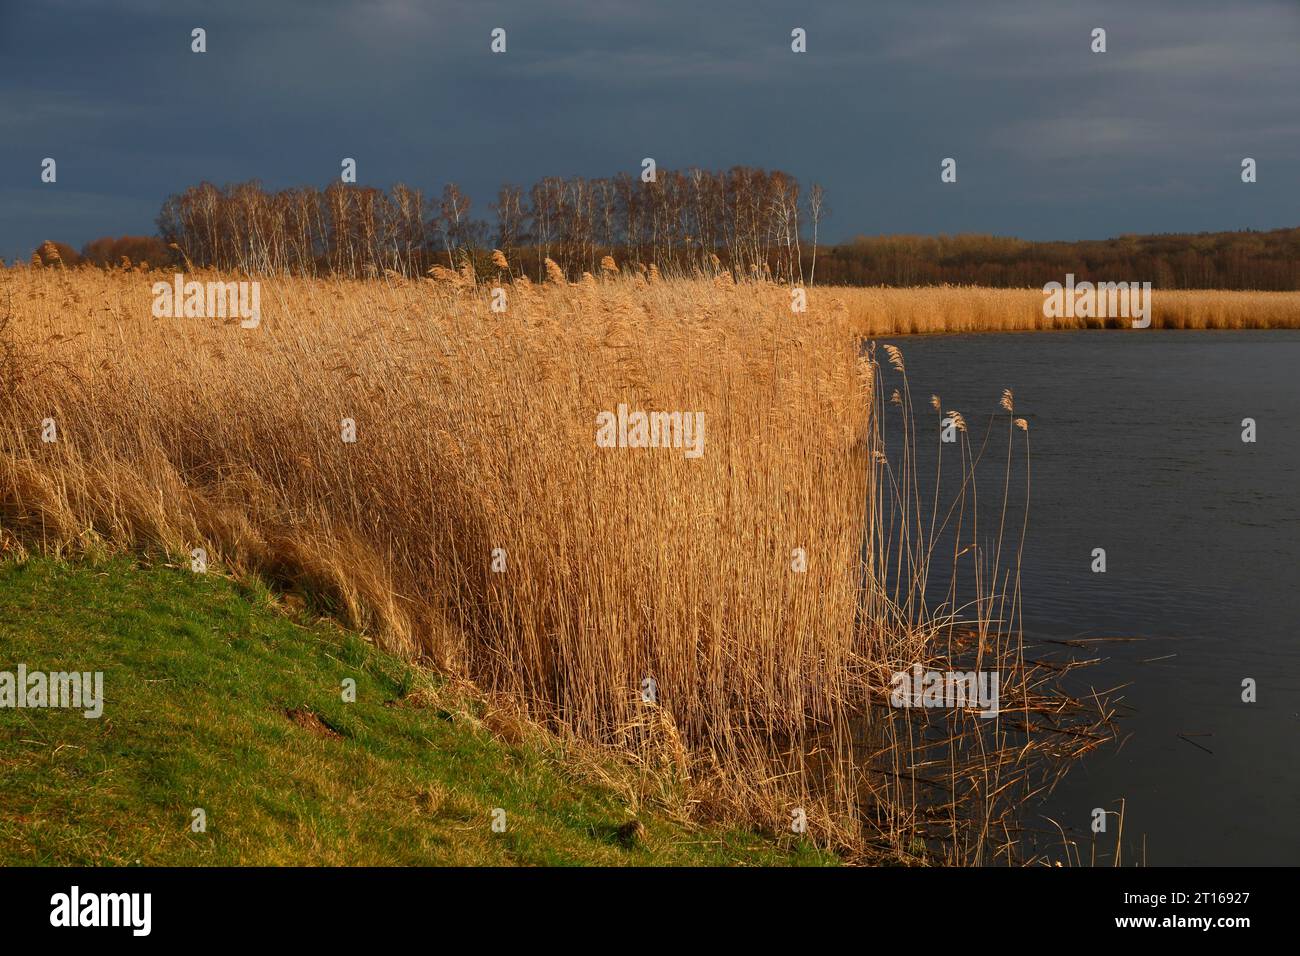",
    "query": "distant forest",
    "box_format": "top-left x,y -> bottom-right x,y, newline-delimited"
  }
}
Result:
814,229 -> 1300,291
21,169 -> 1300,290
